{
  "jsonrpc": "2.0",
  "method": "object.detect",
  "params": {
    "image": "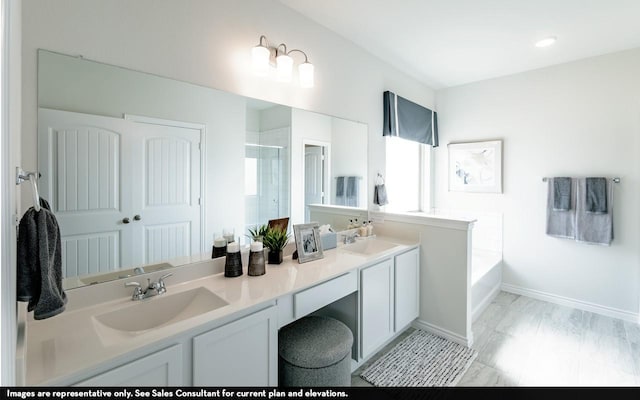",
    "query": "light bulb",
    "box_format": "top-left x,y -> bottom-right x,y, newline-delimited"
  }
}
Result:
298,62 -> 314,88
276,54 -> 293,82
252,45 -> 270,76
